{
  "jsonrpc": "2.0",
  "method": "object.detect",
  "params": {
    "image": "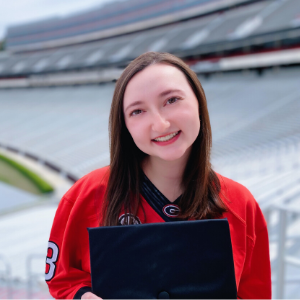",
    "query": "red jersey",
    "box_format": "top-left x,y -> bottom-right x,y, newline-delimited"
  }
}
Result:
45,166 -> 271,299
